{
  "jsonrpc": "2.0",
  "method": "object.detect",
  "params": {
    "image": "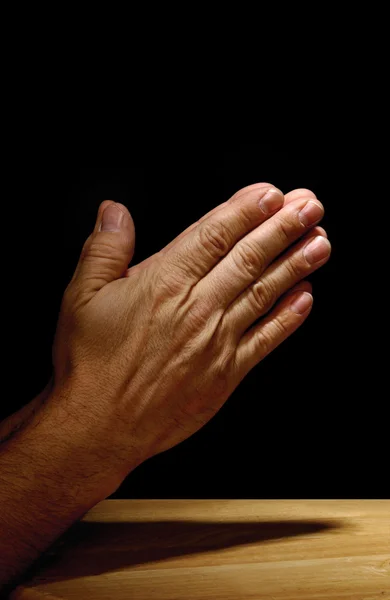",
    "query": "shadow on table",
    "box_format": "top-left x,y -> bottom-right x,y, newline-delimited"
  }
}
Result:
27,518 -> 343,583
